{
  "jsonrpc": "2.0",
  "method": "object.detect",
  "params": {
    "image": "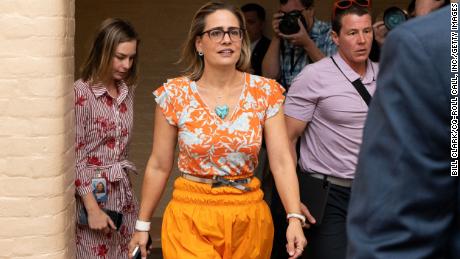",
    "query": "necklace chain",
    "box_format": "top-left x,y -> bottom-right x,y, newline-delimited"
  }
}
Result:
196,74 -> 245,120
214,91 -> 228,119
